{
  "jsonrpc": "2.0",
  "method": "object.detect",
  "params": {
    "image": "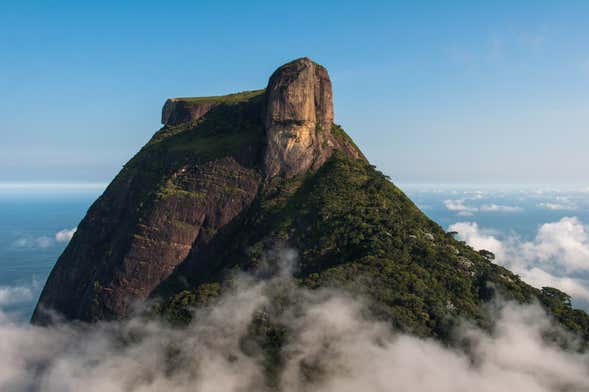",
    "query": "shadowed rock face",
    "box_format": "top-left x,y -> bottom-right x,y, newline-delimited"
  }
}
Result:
161,99 -> 219,125
31,58 -> 364,324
